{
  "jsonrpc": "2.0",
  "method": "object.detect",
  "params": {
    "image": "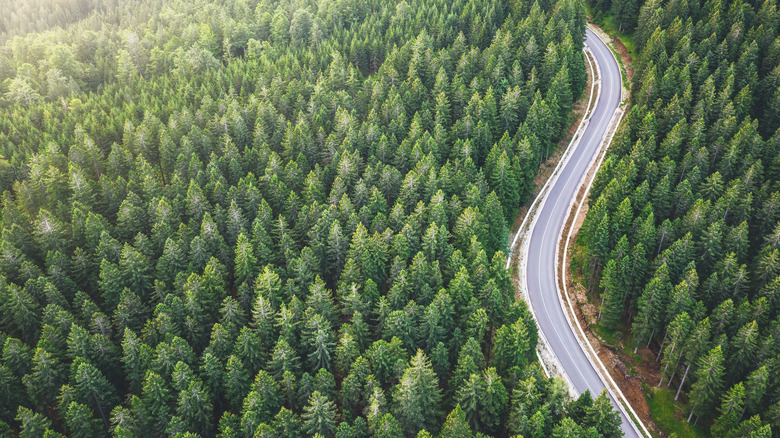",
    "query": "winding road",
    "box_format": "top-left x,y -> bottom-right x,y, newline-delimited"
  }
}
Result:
523,29 -> 644,437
